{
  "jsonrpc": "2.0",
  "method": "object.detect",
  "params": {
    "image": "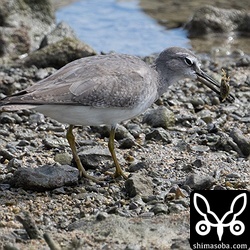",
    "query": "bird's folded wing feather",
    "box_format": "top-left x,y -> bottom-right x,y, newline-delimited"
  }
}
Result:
1,54 -> 158,108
